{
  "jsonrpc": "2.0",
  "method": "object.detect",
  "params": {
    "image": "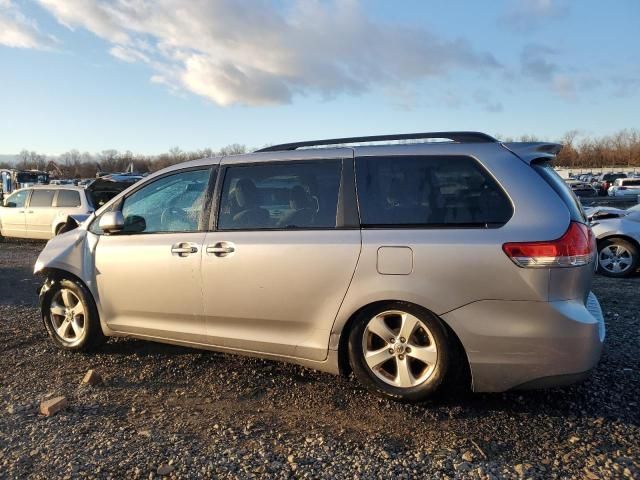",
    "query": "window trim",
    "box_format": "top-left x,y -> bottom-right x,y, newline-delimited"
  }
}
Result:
354,154 -> 514,230
212,158 -> 356,232
89,165 -> 217,236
